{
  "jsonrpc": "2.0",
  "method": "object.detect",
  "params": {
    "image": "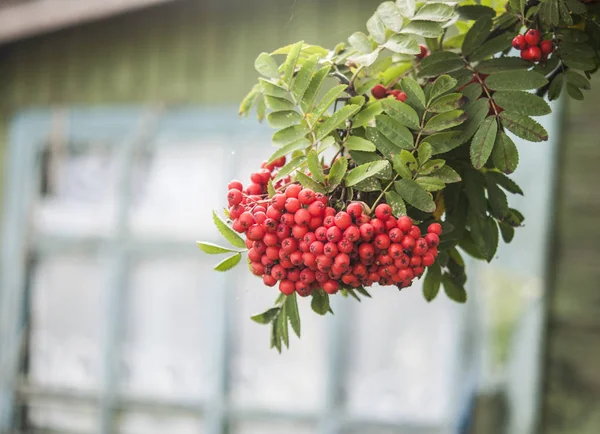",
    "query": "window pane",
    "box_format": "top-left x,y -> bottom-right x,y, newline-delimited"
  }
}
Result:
26,398 -> 98,432
229,268 -> 327,413
28,256 -> 108,391
234,420 -> 315,434
117,411 -> 203,434
119,258 -> 217,402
